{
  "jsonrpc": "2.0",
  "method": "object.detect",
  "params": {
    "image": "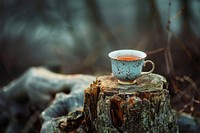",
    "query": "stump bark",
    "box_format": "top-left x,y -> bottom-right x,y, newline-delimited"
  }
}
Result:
41,73 -> 179,133
83,73 -> 178,133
